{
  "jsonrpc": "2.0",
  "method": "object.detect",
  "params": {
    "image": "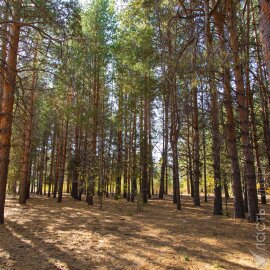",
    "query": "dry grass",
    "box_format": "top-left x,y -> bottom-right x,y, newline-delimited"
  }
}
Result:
0,194 -> 269,270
